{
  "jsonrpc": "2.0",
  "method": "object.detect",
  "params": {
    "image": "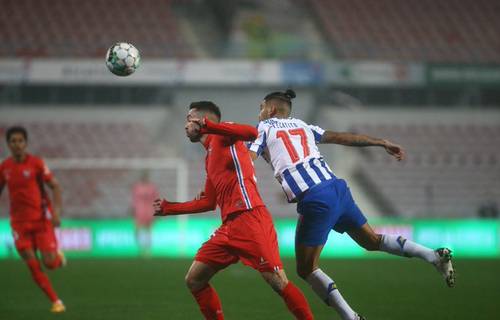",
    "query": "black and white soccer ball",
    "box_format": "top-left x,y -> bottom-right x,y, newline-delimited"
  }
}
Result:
106,42 -> 140,76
